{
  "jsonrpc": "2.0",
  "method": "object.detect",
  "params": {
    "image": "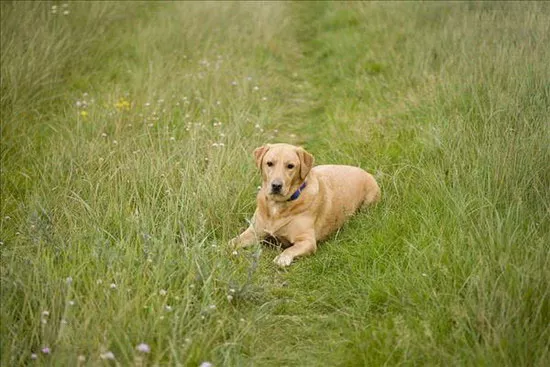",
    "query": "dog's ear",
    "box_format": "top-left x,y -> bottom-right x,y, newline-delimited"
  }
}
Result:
253,145 -> 270,169
296,147 -> 314,180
